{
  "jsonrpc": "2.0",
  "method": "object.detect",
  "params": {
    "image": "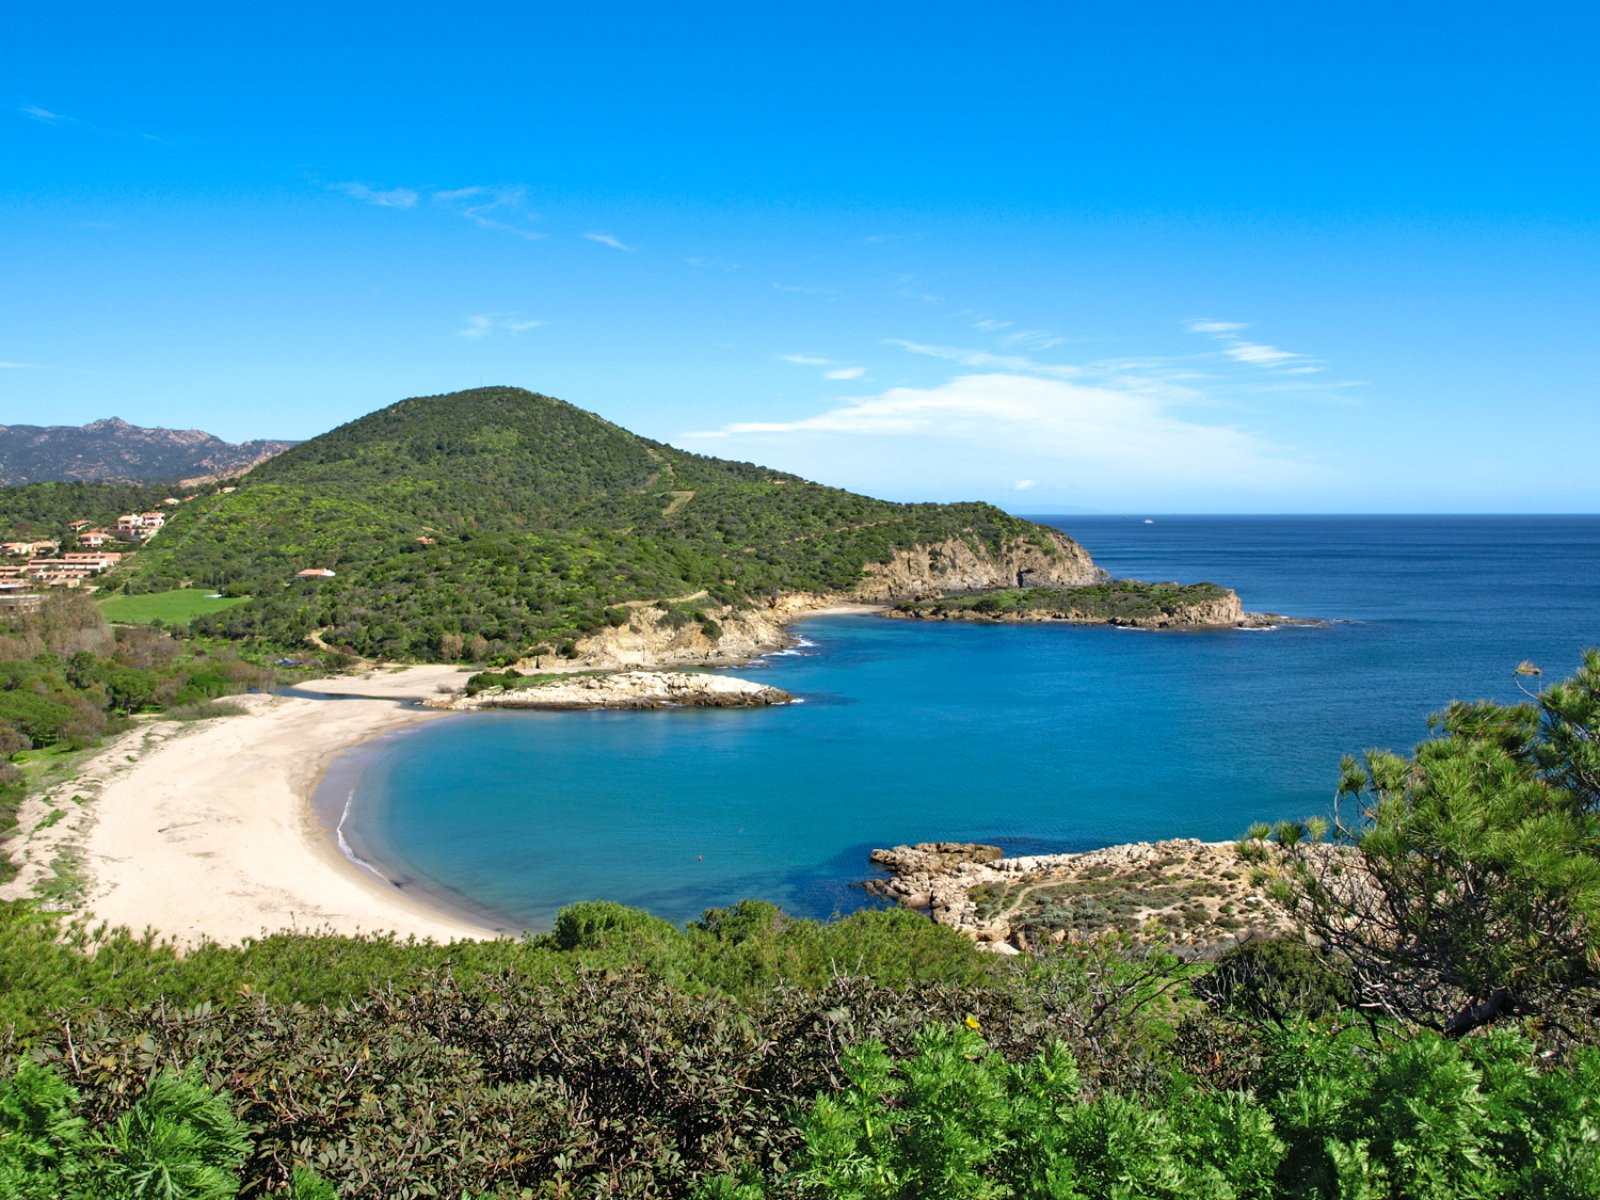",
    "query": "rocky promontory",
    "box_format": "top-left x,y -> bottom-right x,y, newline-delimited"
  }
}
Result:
865,839 -> 1298,956
427,669 -> 794,711
885,580 -> 1317,630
